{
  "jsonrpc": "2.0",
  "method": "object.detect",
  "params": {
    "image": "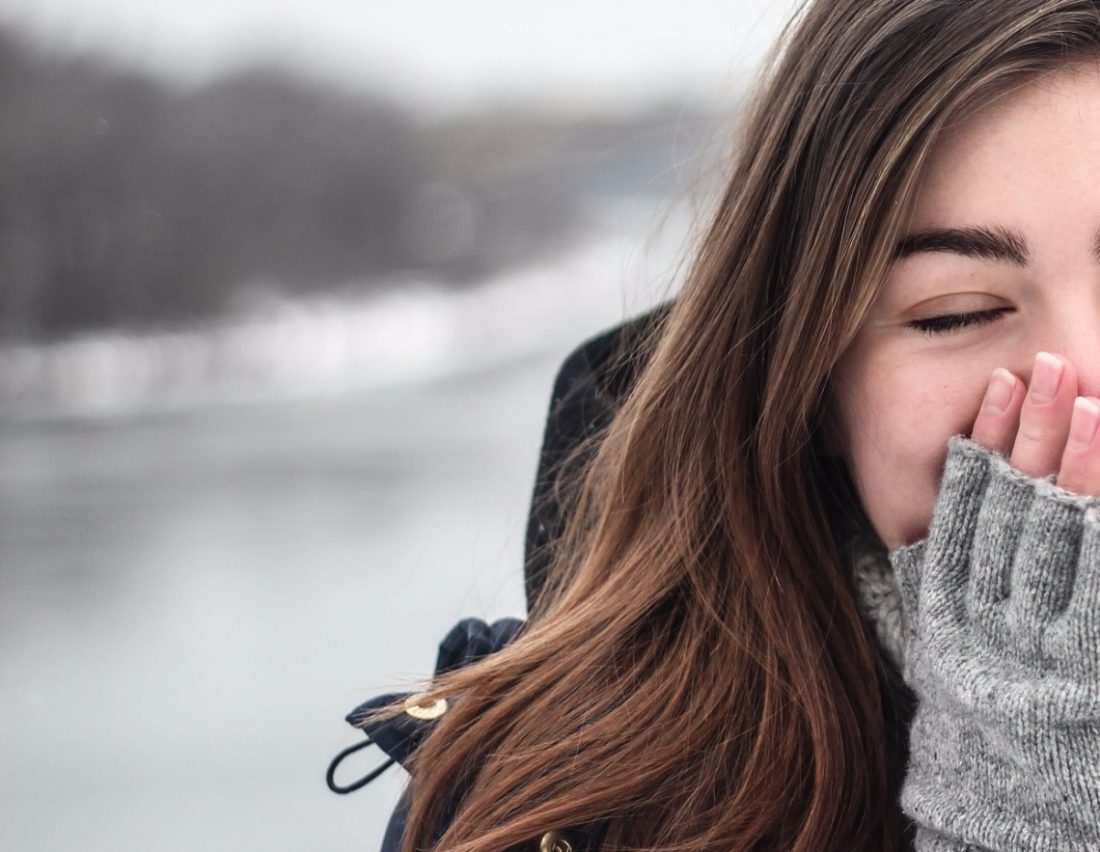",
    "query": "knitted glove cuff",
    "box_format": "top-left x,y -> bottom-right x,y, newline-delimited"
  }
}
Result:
889,435 -> 1100,712
887,437 -> 1100,851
